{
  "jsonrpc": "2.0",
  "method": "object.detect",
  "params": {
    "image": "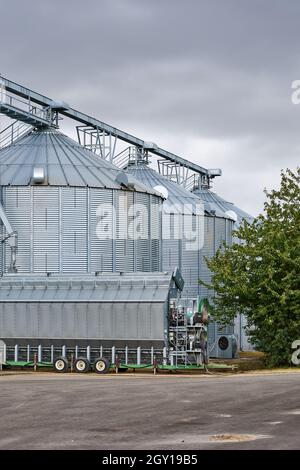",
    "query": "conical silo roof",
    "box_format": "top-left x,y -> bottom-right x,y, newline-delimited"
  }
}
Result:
0,128 -> 159,196
127,162 -> 231,219
192,187 -> 253,226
